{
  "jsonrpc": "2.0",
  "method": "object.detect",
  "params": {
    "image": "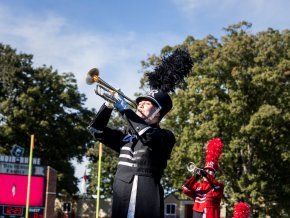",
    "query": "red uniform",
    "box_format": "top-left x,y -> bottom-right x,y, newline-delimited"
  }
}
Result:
182,175 -> 224,218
